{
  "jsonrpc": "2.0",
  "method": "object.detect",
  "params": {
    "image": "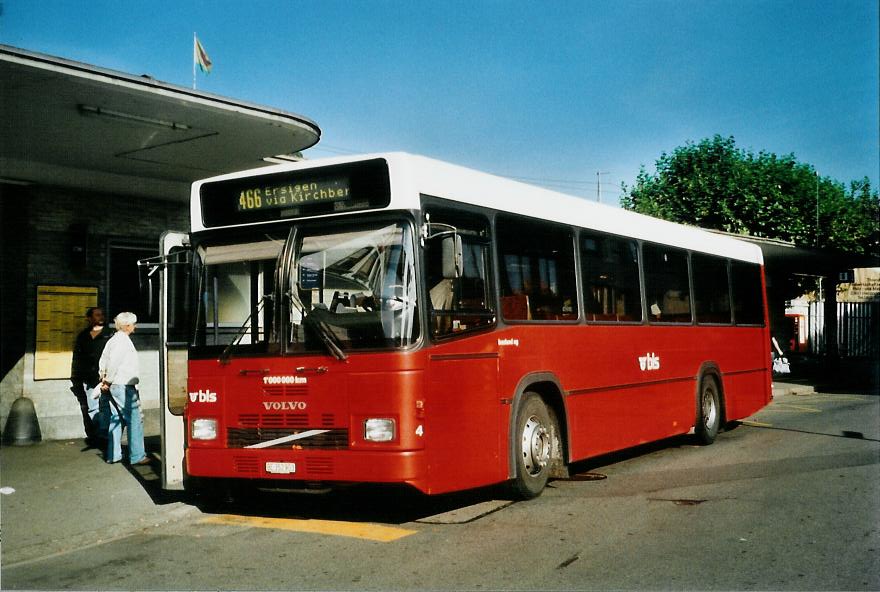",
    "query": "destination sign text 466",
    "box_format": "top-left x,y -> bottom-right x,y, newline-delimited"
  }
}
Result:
237,177 -> 351,211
